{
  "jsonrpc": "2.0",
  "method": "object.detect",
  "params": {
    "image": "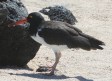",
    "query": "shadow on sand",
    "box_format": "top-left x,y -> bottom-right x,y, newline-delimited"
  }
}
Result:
75,76 -> 93,81
10,72 -> 93,81
0,65 -> 33,71
0,66 -> 93,81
